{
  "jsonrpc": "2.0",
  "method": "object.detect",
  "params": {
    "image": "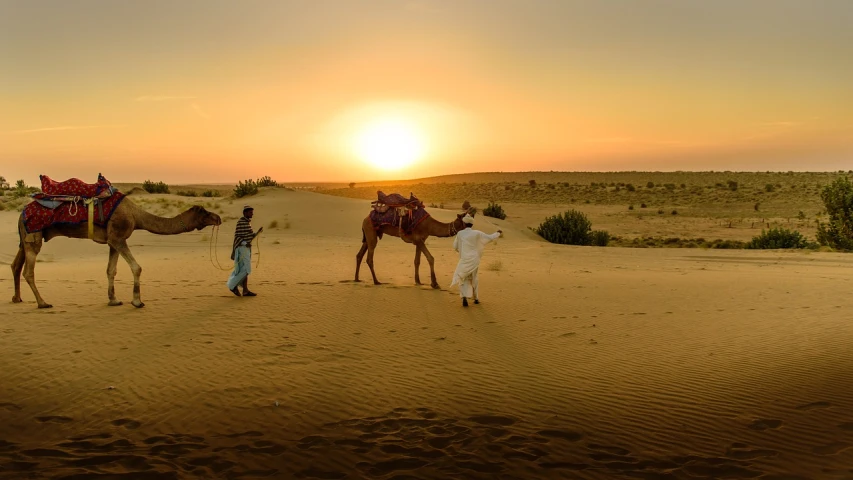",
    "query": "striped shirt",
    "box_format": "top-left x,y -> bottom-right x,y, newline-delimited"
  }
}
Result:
231,216 -> 255,260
